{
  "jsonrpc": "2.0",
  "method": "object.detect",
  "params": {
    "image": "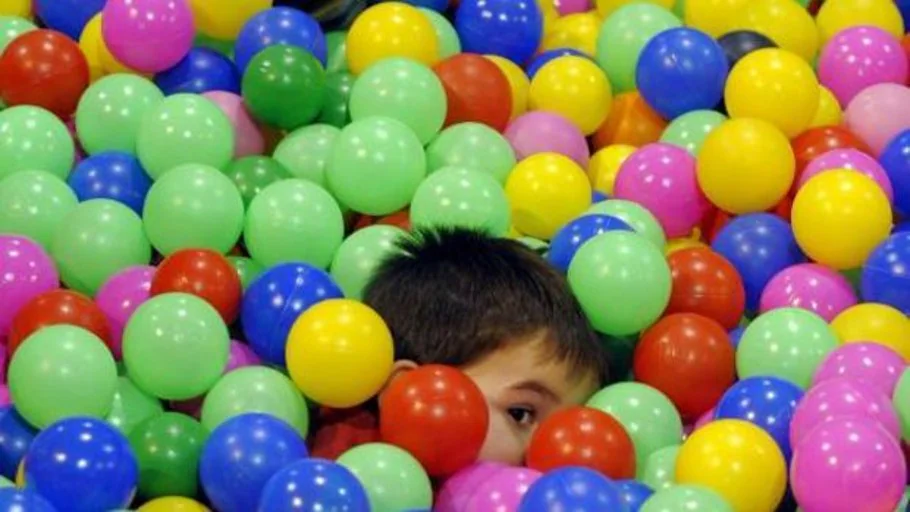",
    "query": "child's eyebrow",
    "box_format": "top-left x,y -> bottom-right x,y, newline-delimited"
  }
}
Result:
509,380 -> 560,403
